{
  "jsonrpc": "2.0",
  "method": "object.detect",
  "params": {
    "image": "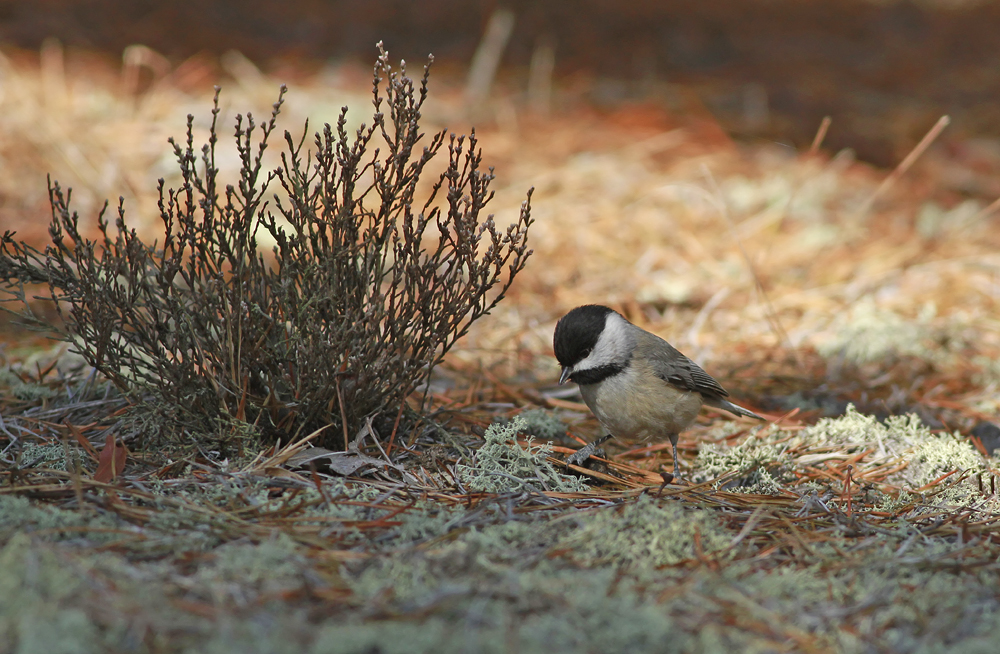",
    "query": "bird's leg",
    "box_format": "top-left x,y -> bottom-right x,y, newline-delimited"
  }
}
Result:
566,434 -> 613,466
656,435 -> 684,493
670,434 -> 682,482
